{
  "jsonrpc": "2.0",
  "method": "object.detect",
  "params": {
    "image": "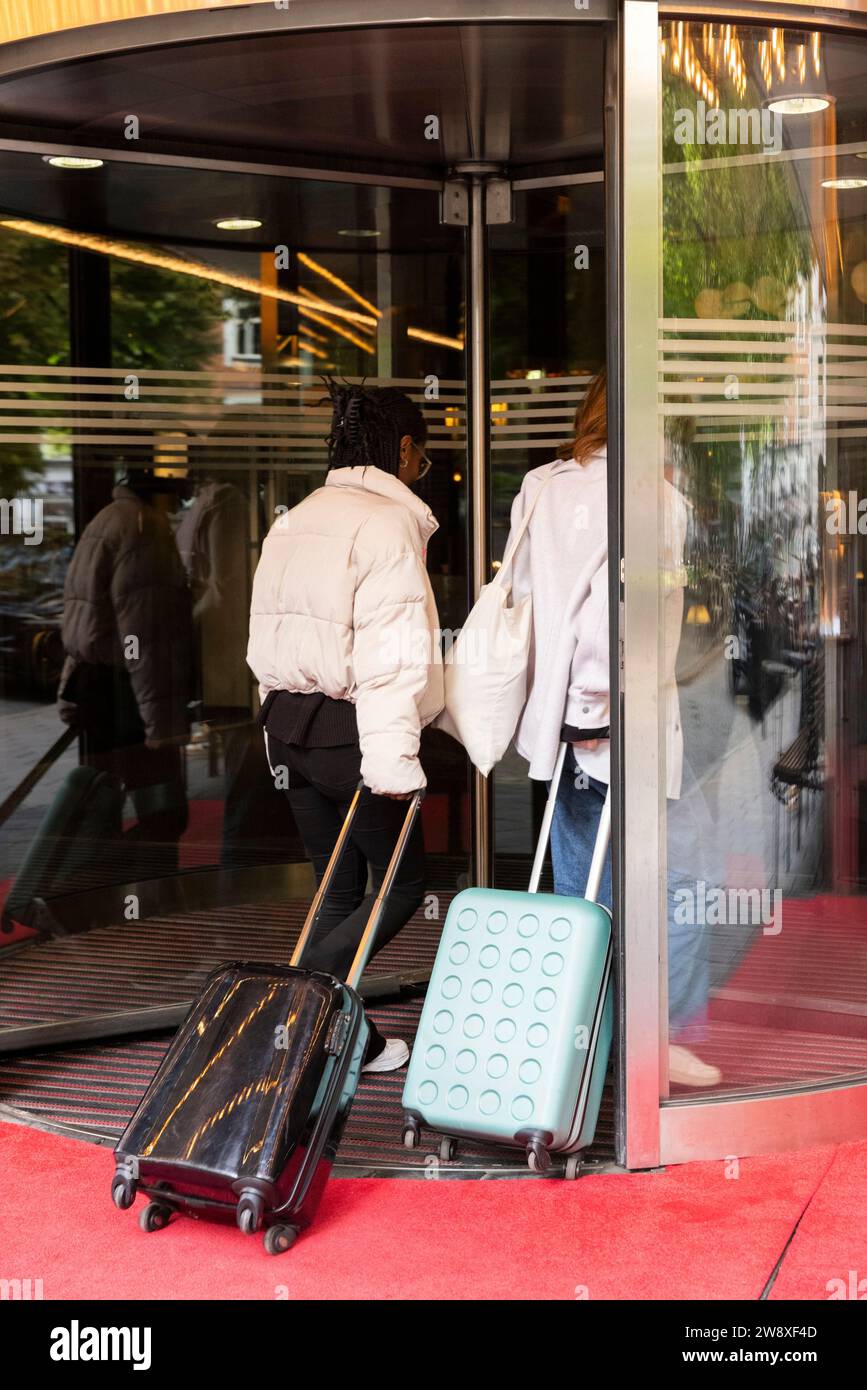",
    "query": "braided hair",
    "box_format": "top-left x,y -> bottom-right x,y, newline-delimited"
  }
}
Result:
322,378 -> 427,477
